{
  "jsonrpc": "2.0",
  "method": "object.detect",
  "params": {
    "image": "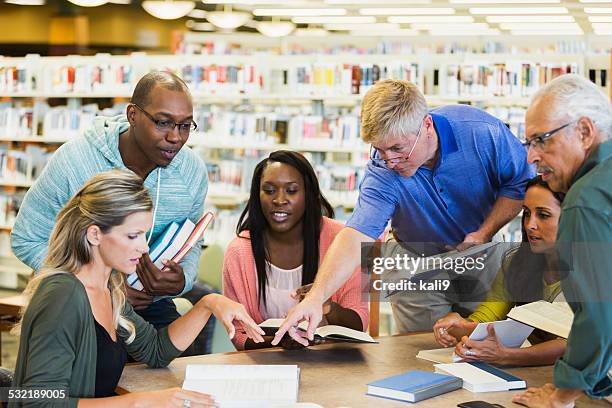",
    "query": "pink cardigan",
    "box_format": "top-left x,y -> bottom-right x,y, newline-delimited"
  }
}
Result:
222,216 -> 369,350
